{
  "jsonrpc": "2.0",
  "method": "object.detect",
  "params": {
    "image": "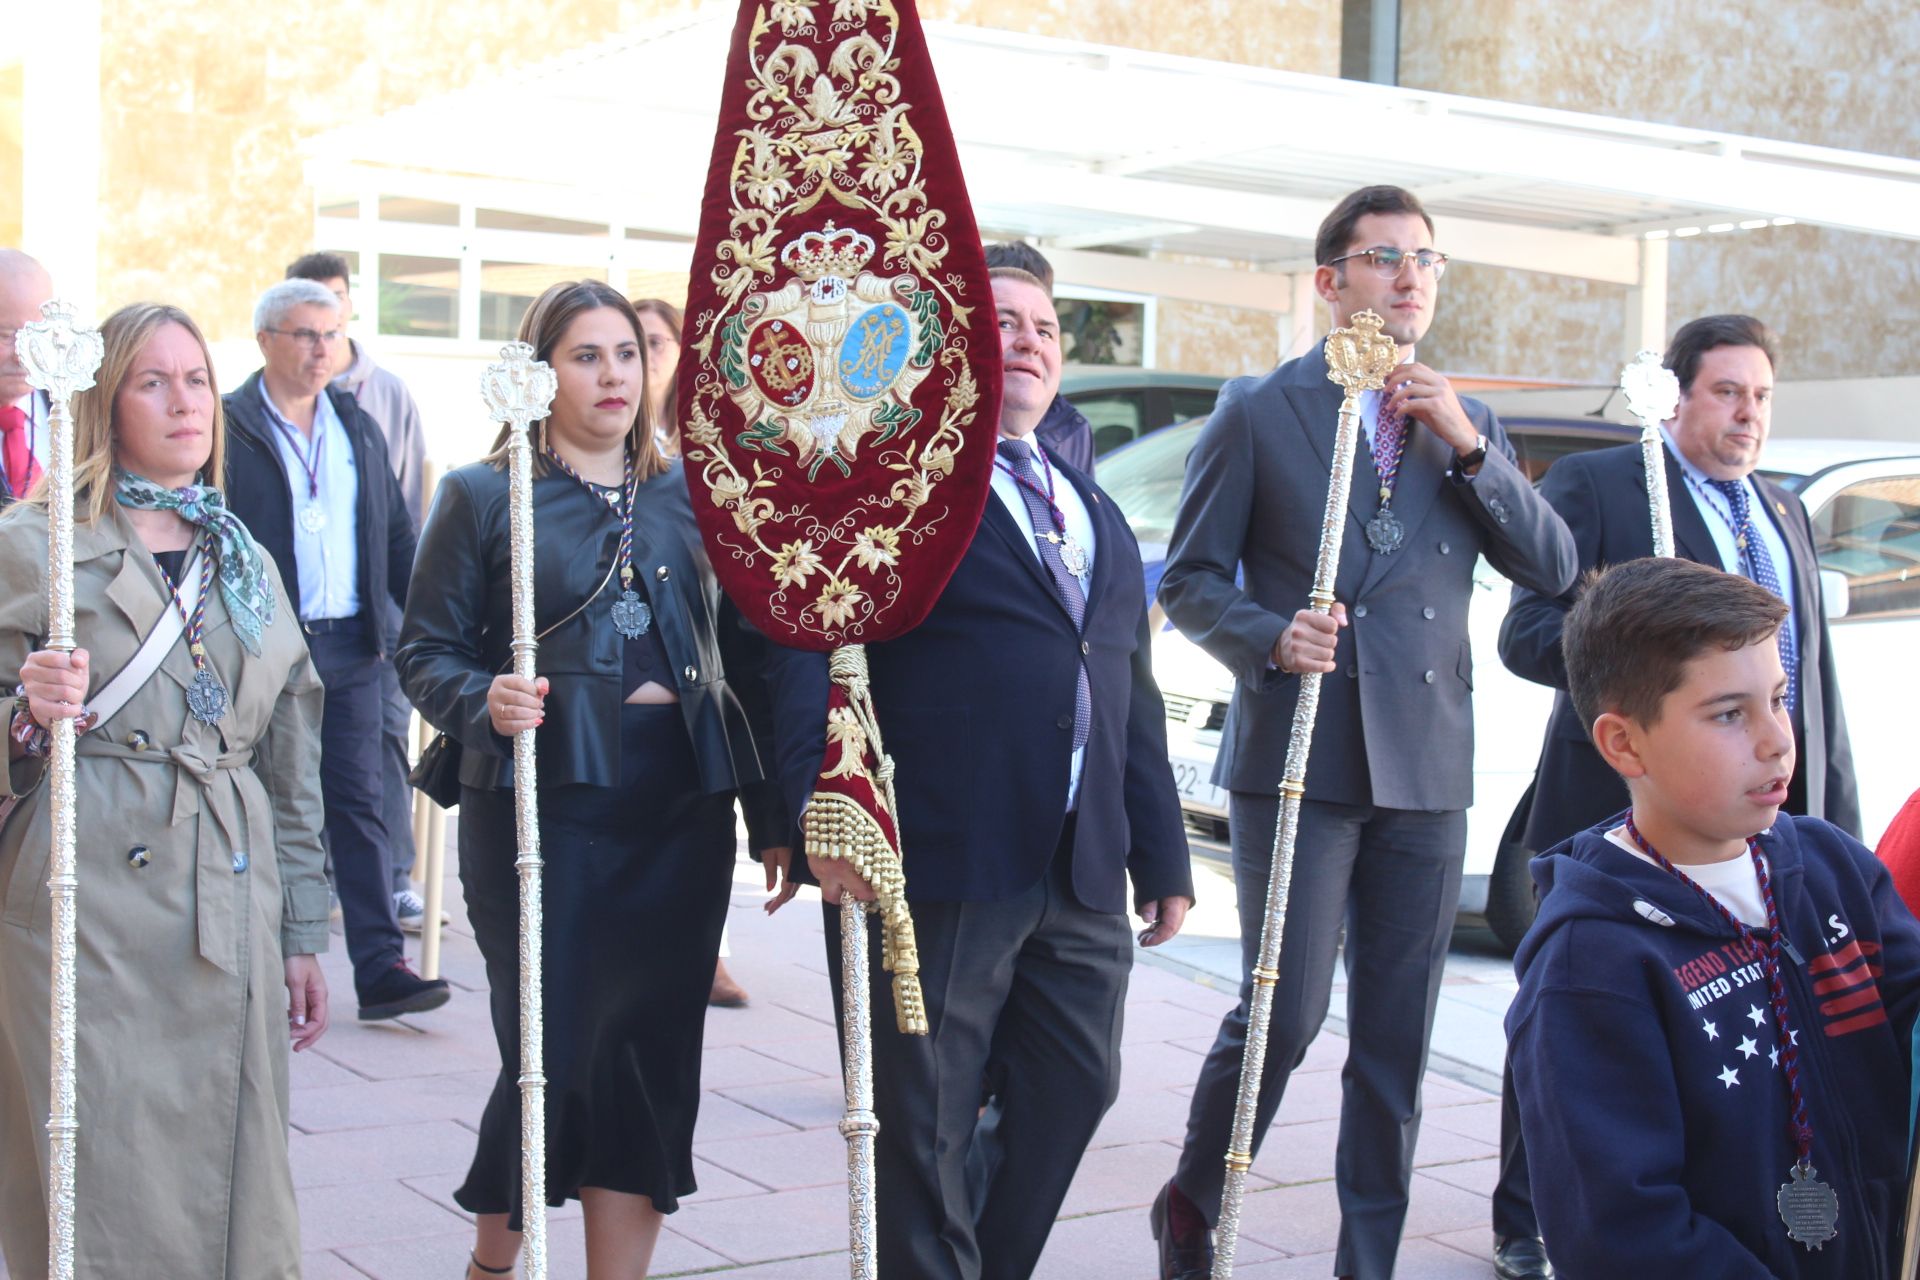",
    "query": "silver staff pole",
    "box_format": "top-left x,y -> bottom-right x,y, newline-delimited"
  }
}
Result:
16,301 -> 104,1279
1620,349 -> 1681,559
480,343 -> 558,1278
1212,311 -> 1397,1277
